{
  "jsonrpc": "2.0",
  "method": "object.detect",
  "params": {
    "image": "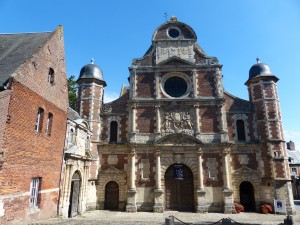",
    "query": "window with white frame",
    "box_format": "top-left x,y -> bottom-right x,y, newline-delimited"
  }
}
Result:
291,167 -> 297,175
29,178 -> 40,208
35,107 -> 44,133
45,113 -> 53,136
139,159 -> 150,179
69,128 -> 74,145
85,136 -> 90,149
